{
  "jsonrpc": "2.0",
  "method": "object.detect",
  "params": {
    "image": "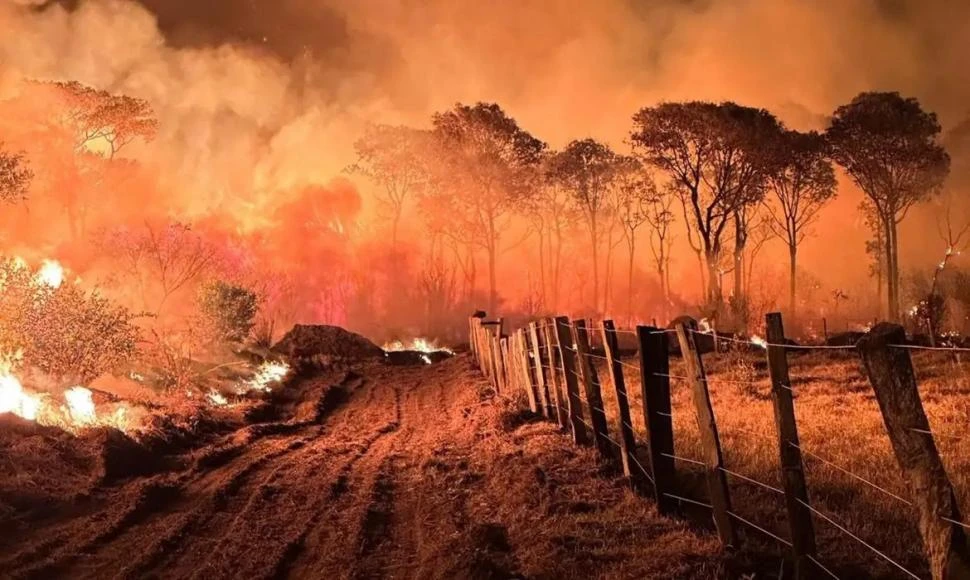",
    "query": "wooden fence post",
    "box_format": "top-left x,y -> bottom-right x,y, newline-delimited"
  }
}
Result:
498,336 -> 509,395
675,322 -> 737,548
529,322 -> 553,419
602,320 -> 645,492
554,316 -> 591,446
765,313 -> 817,578
858,323 -> 970,580
637,326 -> 678,515
543,320 -> 569,429
573,320 -> 614,460
518,330 -> 540,412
